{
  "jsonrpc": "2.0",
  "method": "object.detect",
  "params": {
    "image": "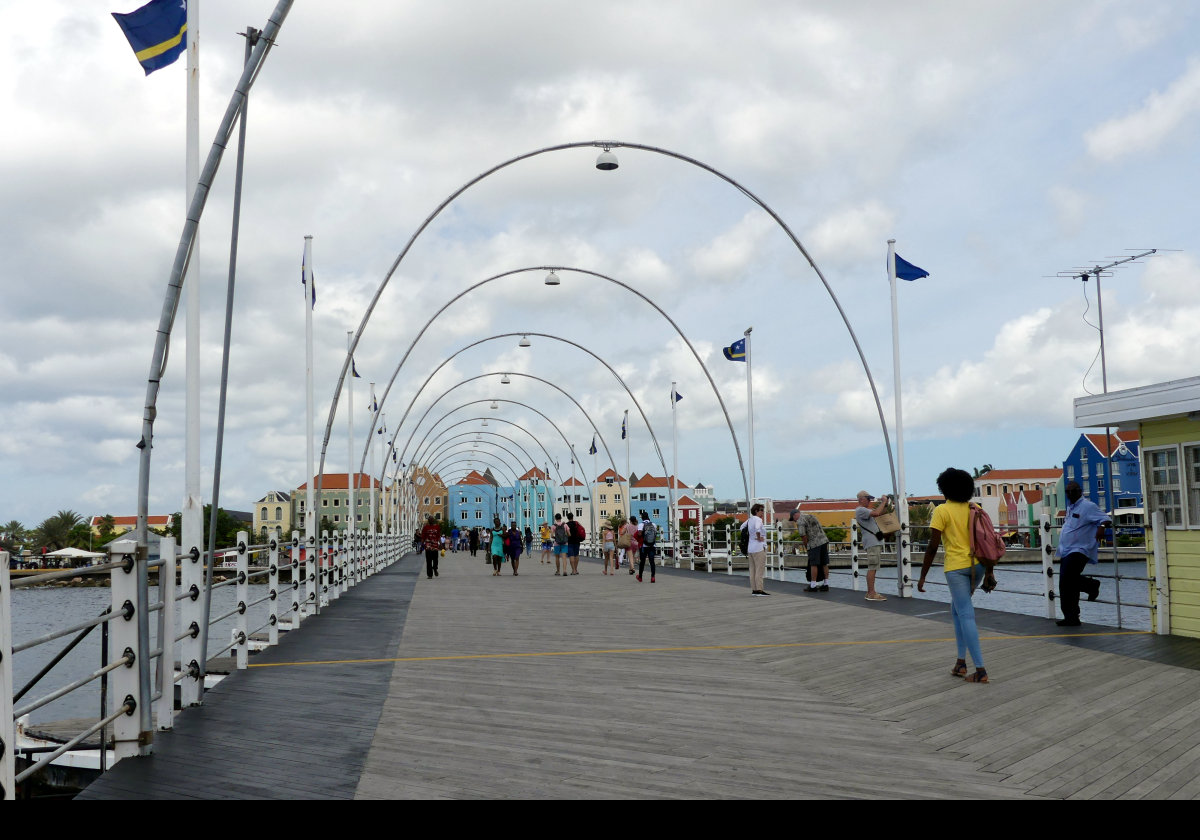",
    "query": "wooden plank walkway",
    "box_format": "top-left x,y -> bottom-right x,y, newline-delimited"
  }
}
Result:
78,552 -> 1200,799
